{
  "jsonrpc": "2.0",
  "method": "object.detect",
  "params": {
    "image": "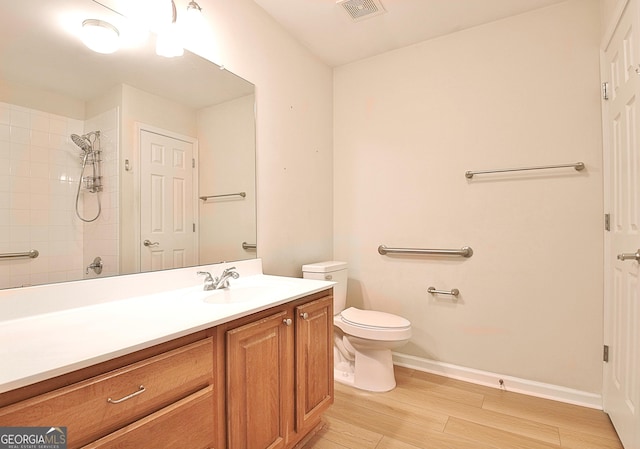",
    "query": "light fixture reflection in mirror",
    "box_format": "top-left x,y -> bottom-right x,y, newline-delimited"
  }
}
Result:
80,19 -> 120,53
156,21 -> 184,57
154,0 -> 204,57
79,1 -> 205,58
